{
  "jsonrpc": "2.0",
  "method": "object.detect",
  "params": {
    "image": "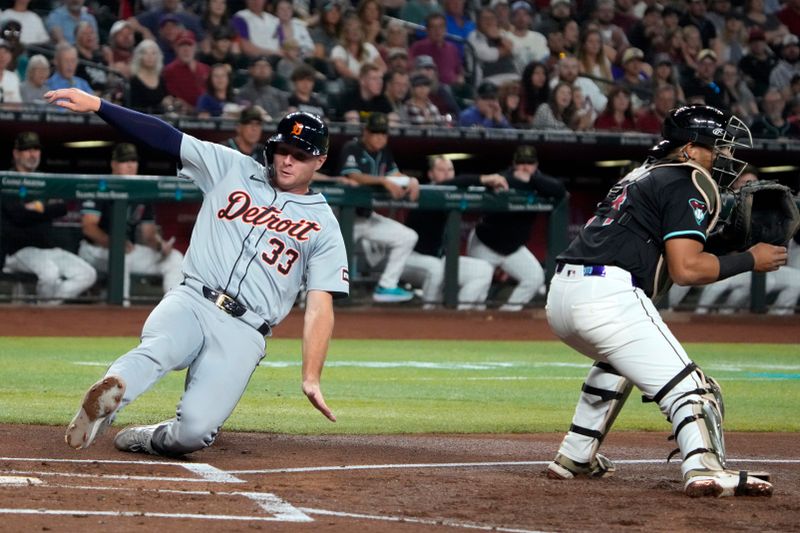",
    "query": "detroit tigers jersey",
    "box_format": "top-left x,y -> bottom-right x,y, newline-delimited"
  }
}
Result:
558,161 -> 716,296
178,135 -> 349,327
